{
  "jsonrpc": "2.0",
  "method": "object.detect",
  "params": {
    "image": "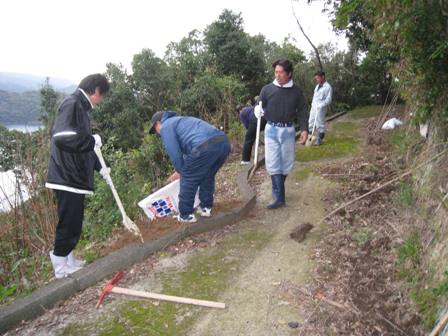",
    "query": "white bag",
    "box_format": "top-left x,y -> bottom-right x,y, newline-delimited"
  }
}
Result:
138,179 -> 200,220
381,118 -> 403,130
